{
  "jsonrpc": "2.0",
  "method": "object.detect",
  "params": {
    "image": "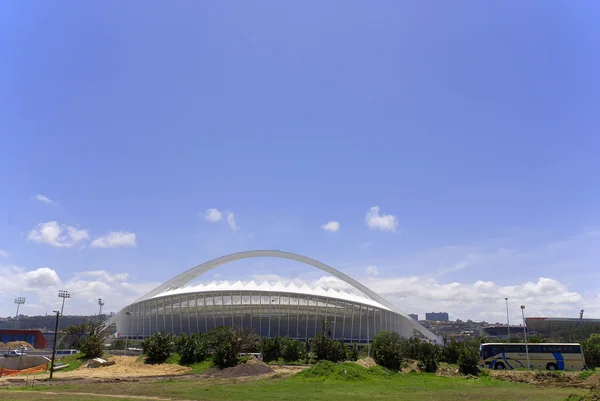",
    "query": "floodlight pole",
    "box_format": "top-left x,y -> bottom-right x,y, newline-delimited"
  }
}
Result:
98,298 -> 105,316
10,297 -> 26,351
49,311 -> 60,380
505,298 -> 511,341
124,312 -> 131,356
521,305 -> 530,369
